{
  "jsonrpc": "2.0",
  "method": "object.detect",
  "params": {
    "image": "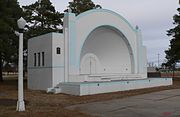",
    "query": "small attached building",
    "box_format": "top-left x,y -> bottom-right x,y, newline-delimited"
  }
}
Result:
28,33 -> 64,90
